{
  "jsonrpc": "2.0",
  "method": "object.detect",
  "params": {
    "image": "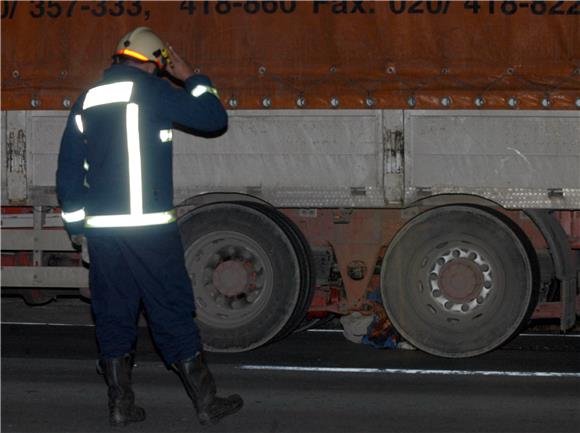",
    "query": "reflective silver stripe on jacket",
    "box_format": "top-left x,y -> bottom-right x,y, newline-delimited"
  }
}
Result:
74,115 -> 84,133
76,80 -> 174,229
61,208 -> 86,223
191,84 -> 219,98
159,129 -> 173,142
83,81 -> 134,109
85,210 -> 176,228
